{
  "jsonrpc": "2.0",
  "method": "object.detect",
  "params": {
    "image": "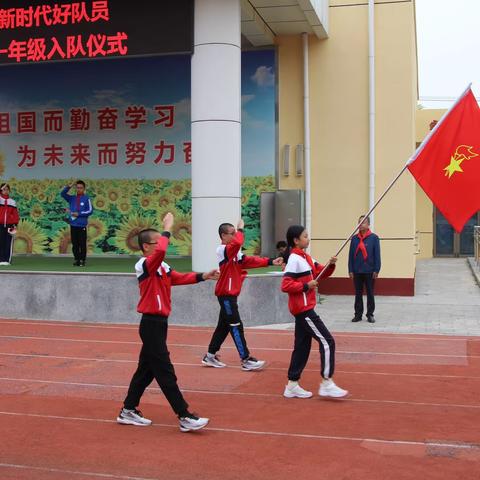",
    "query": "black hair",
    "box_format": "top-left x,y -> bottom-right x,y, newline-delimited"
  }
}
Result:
283,225 -> 306,262
218,222 -> 234,238
358,215 -> 370,224
76,180 -> 86,187
0,183 -> 10,191
276,240 -> 287,249
138,228 -> 159,252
